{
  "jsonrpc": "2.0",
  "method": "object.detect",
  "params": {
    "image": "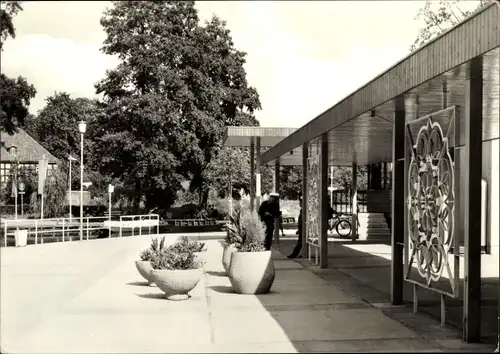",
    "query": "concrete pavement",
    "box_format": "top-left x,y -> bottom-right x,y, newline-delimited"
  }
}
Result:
0,234 -> 494,353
